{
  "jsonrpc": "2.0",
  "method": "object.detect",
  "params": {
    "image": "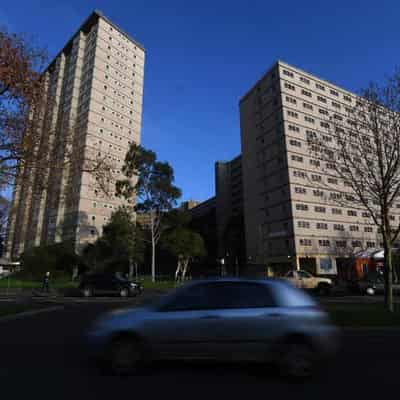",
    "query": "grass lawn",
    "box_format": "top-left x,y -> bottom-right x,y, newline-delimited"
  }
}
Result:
0,303 -> 54,318
0,275 -> 78,290
324,303 -> 400,327
139,277 -> 178,291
